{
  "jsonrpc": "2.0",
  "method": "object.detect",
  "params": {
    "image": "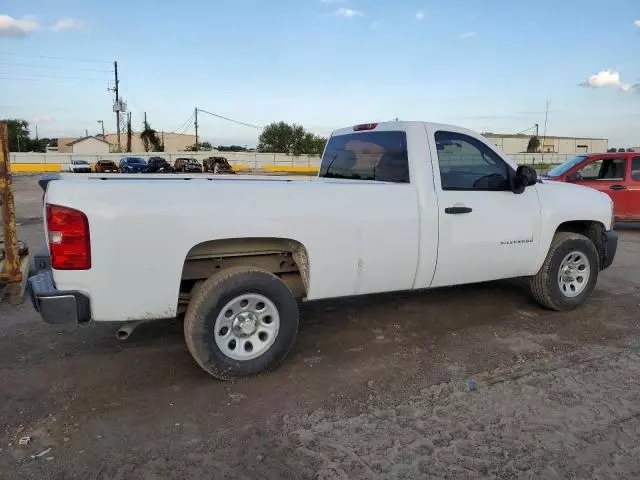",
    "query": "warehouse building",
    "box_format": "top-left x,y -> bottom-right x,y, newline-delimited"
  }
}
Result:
483,133 -> 608,155
50,132 -> 197,153
101,132 -> 196,153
